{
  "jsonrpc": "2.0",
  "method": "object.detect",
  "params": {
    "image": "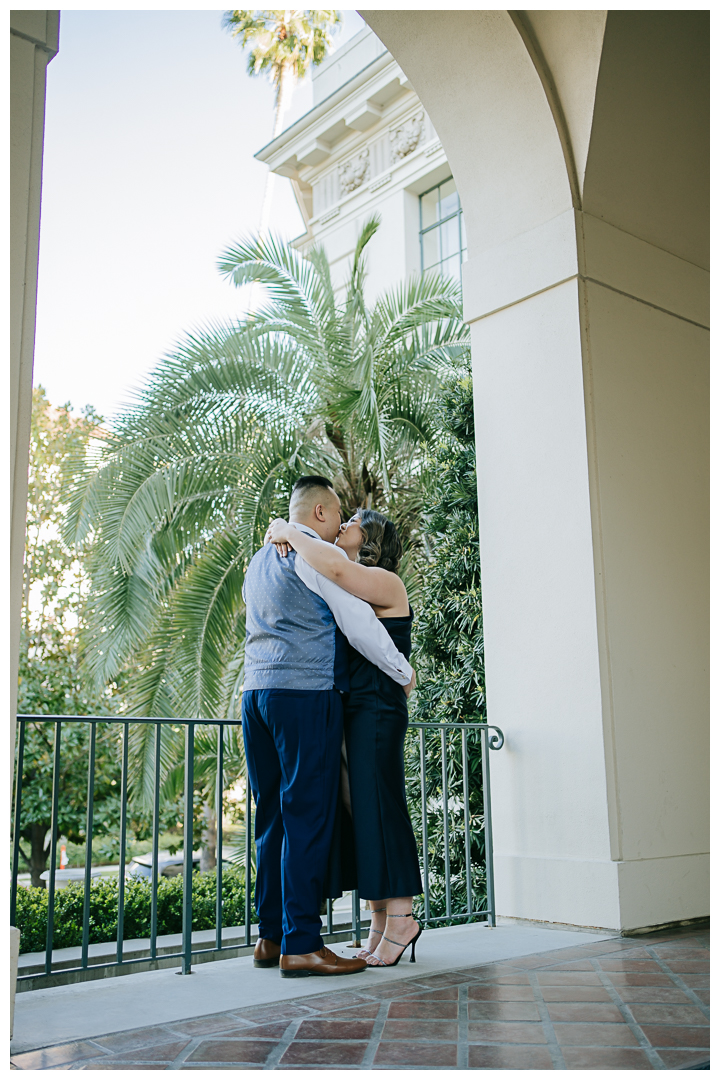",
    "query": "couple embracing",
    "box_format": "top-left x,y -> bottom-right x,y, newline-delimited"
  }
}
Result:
241,475 -> 423,978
